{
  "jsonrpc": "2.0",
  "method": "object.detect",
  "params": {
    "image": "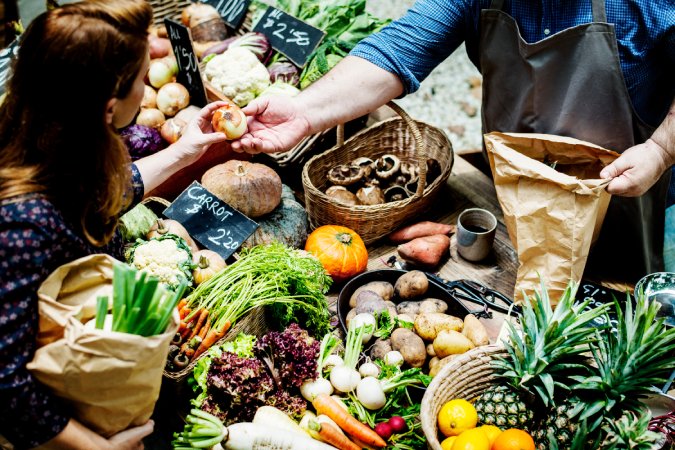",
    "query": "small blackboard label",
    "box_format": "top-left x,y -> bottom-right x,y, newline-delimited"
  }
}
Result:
164,19 -> 208,107
163,181 -> 258,260
576,280 -> 629,332
252,6 -> 325,67
200,0 -> 251,29
0,39 -> 19,96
